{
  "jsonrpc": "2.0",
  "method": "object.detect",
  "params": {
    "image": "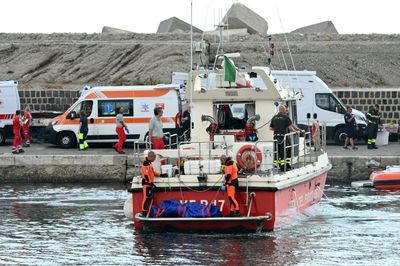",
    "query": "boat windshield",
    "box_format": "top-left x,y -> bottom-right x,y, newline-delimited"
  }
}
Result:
214,102 -> 255,130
